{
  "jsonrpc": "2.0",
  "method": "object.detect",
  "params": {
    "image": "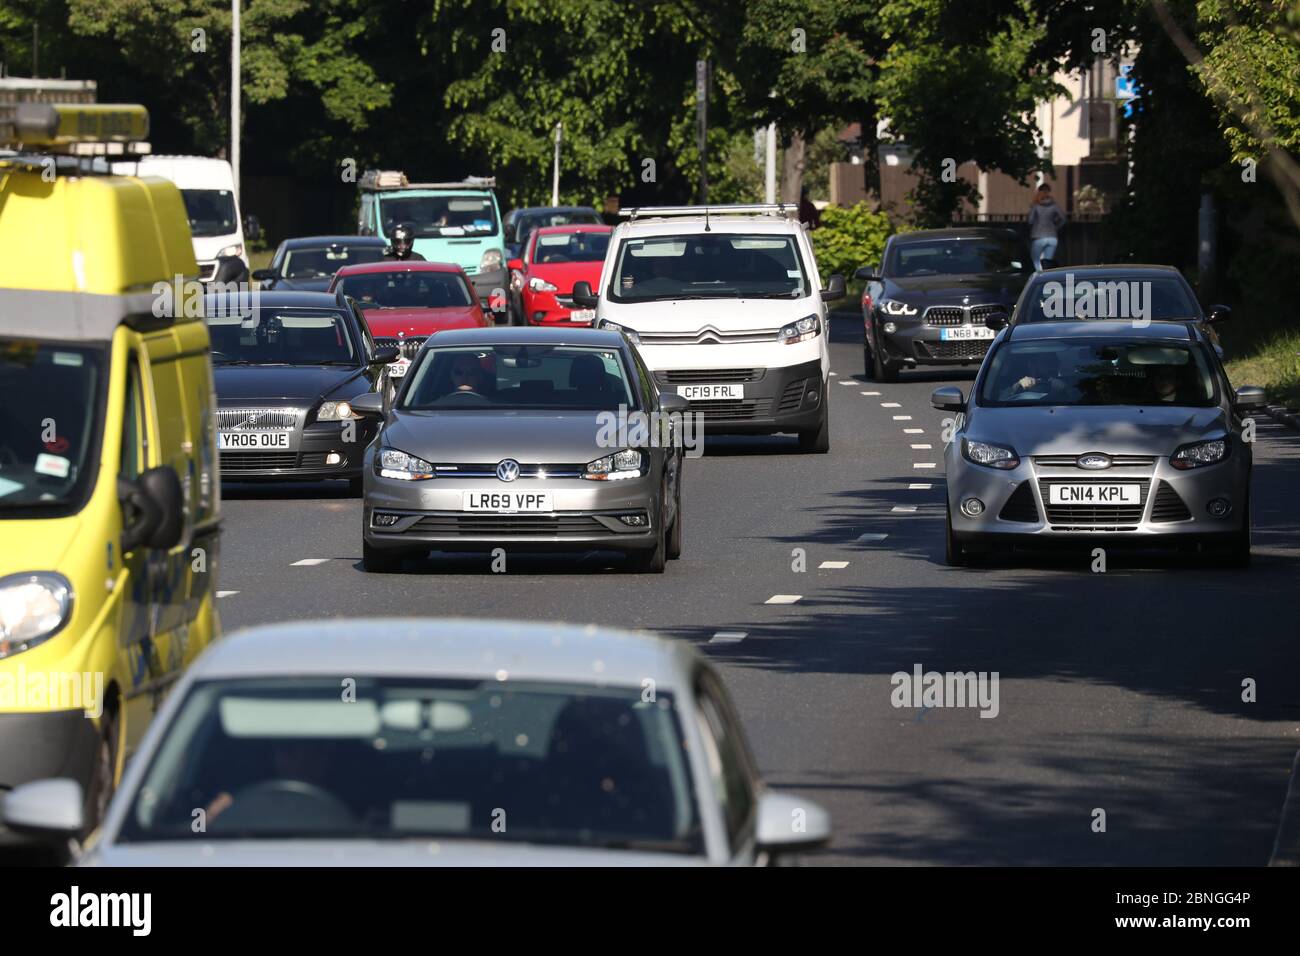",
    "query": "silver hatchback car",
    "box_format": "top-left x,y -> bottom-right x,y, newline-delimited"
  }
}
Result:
353,327 -> 687,572
933,321 -> 1266,566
